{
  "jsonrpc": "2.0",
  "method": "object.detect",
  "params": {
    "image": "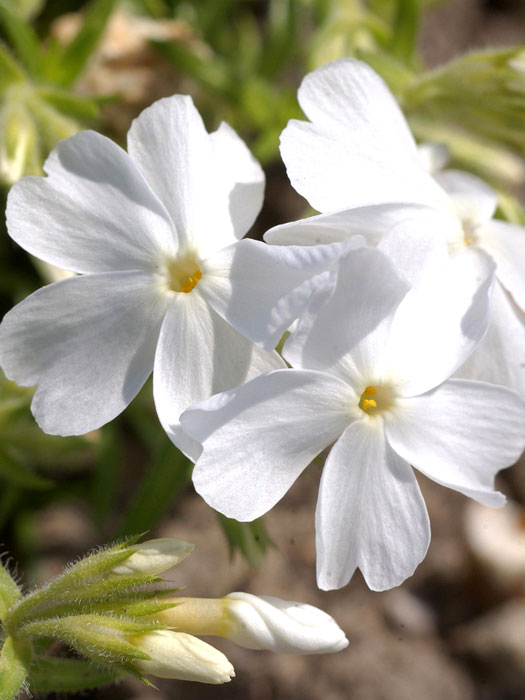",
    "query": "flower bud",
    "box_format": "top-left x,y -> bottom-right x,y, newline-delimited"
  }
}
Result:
113,538 -> 194,576
152,593 -> 348,655
129,630 -> 235,684
223,592 -> 349,654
